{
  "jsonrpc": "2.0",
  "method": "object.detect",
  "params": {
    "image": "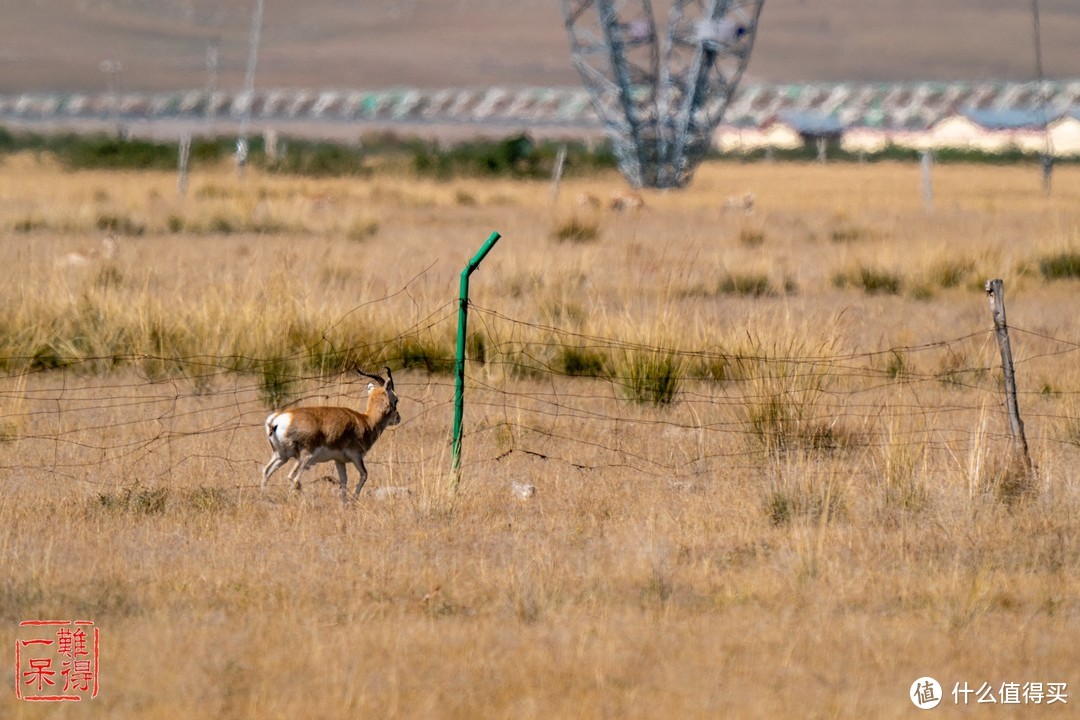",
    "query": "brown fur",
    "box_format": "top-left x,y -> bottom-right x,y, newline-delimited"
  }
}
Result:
262,369 -> 400,502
